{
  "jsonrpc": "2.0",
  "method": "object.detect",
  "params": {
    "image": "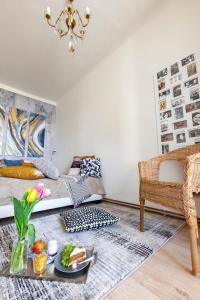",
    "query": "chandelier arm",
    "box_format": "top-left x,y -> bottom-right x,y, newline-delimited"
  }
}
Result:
46,18 -> 56,28
55,10 -> 65,26
71,29 -> 84,39
60,27 -> 70,38
74,10 -> 90,28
